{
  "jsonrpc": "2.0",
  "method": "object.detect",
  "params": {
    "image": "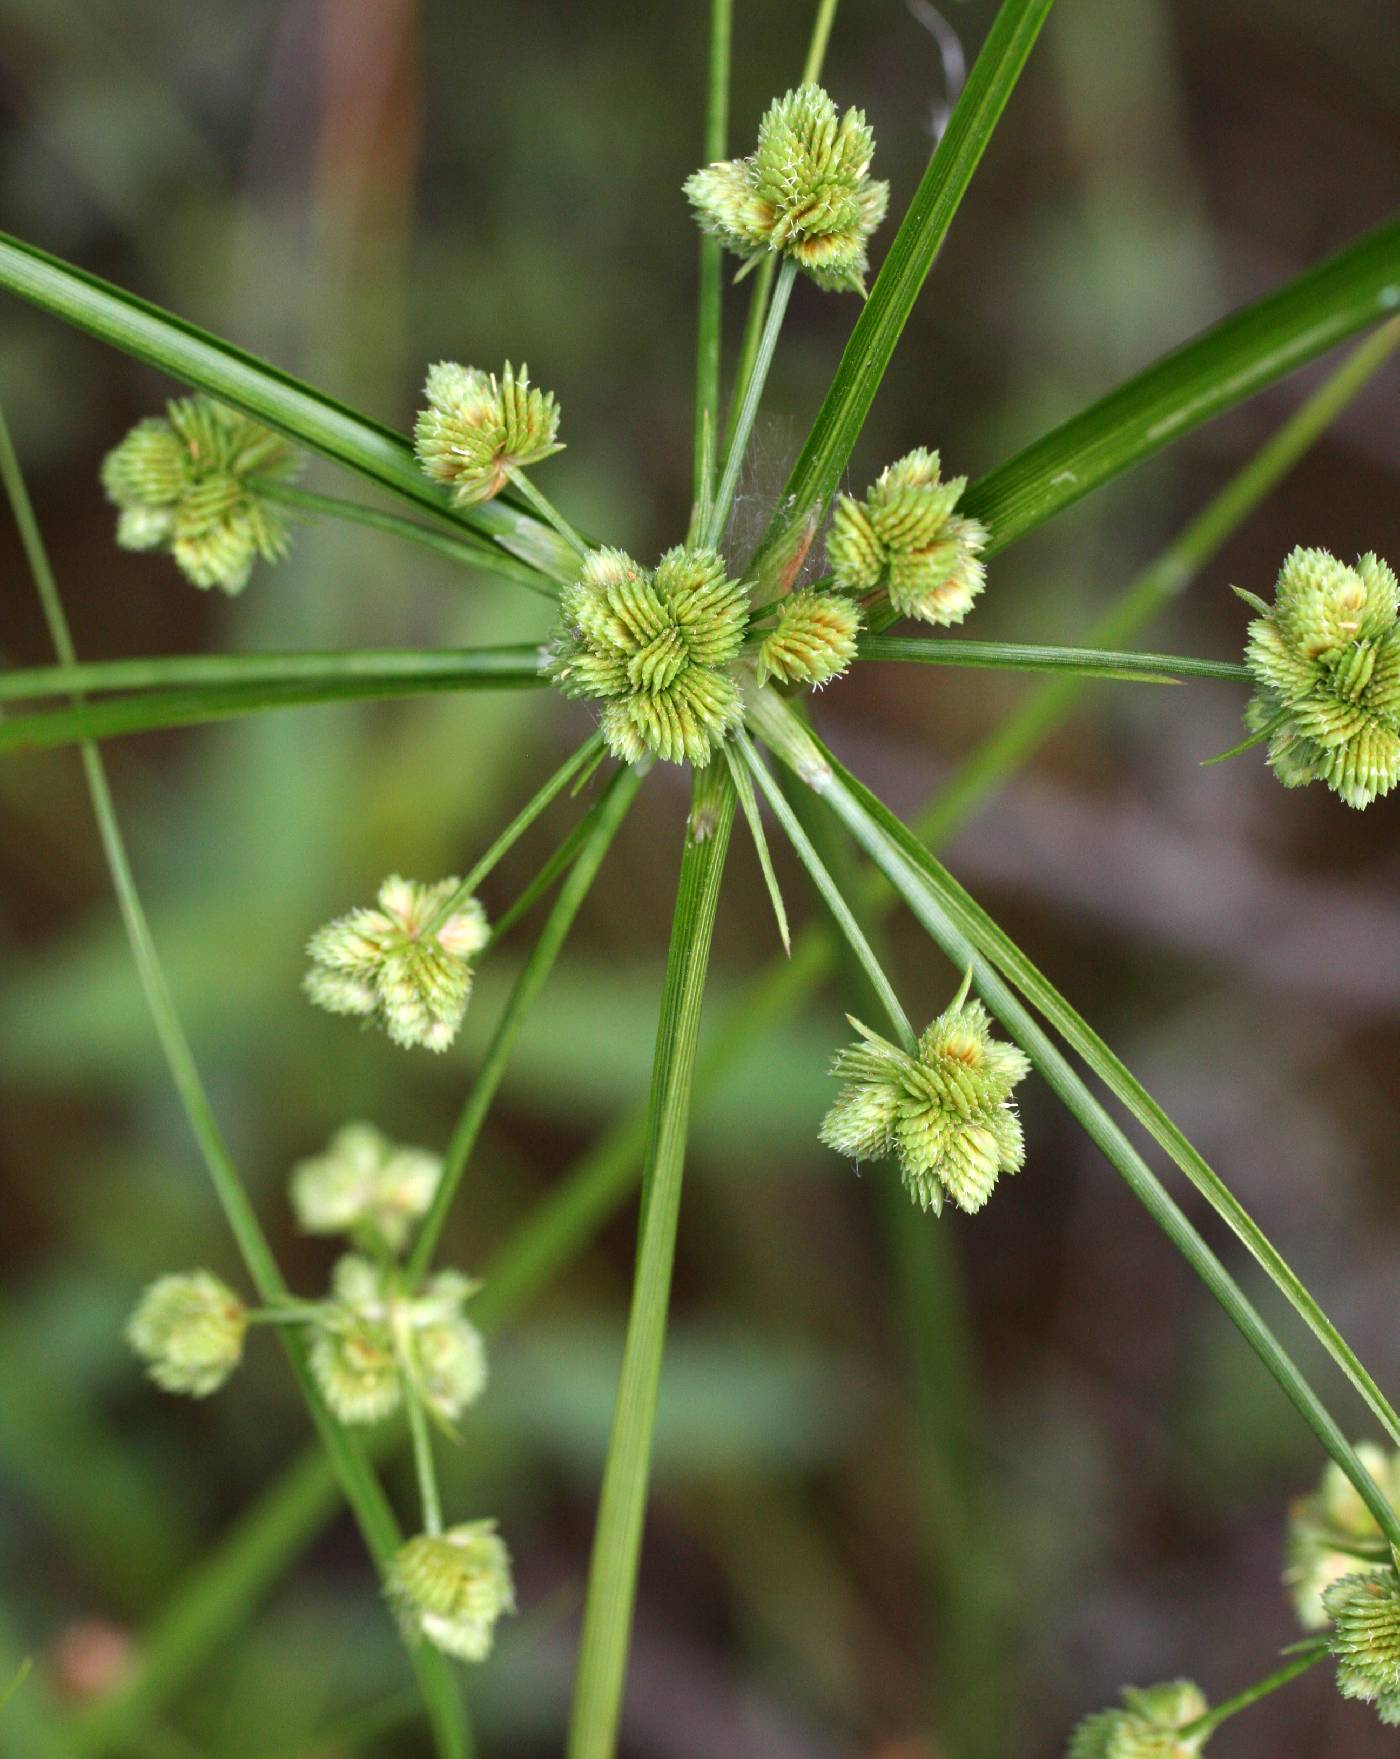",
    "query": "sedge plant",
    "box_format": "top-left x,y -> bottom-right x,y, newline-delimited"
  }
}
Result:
3,0 -> 1400,1754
